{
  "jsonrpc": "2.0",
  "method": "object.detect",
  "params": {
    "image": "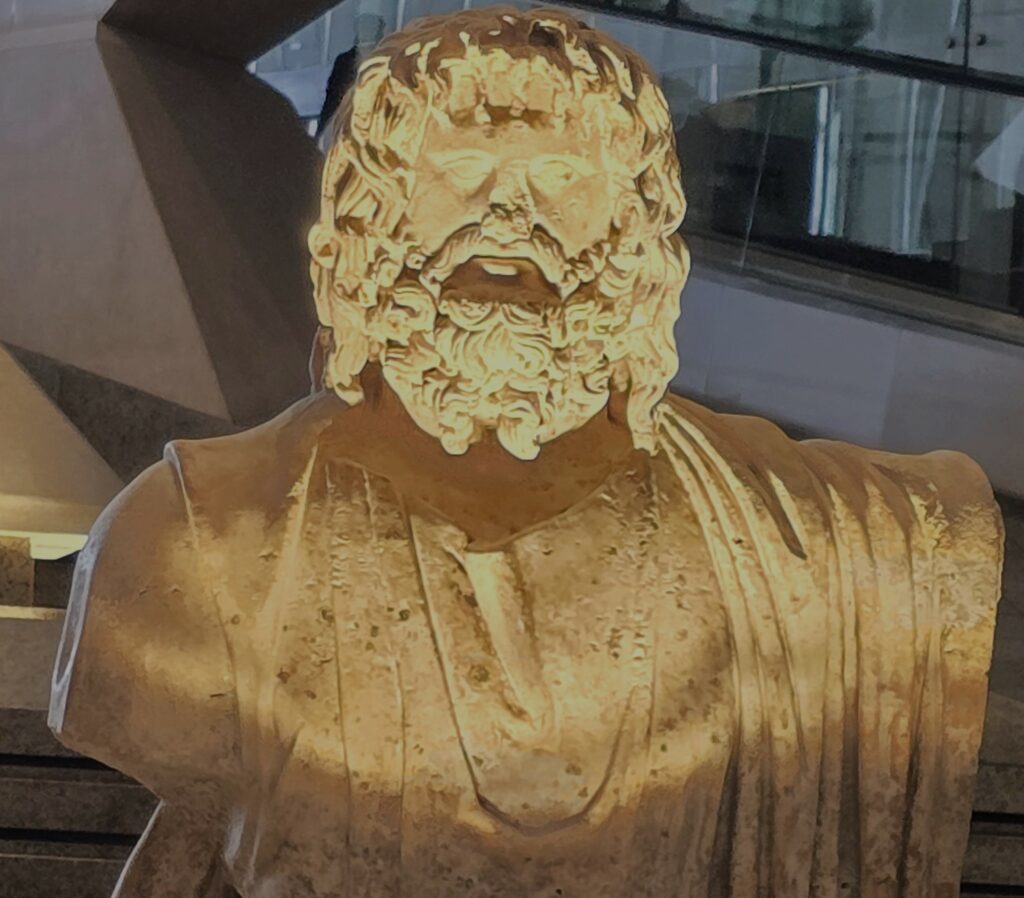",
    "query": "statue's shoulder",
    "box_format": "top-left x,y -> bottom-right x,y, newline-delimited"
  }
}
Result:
659,390 -> 997,512
164,391 -> 347,525
48,394 -> 349,792
657,391 -> 1002,598
49,451 -> 241,793
657,392 -> 827,497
